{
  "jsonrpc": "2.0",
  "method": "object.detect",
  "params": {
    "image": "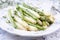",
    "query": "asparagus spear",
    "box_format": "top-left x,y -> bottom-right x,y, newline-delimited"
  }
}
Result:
45,16 -> 54,24
37,20 -> 42,25
28,22 -> 45,30
8,9 -> 17,28
22,3 -> 36,11
27,8 -> 40,18
14,10 -> 24,20
22,3 -> 45,16
15,22 -> 27,30
28,25 -> 38,31
36,25 -> 45,30
40,16 -> 46,21
42,21 -> 49,26
24,16 -> 36,24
